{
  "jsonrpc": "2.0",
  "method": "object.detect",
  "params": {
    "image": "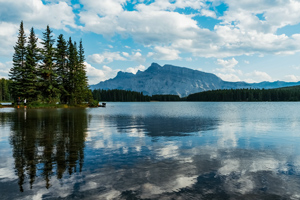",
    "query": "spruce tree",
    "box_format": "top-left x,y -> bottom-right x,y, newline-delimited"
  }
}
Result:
9,21 -> 26,101
40,25 -> 58,103
24,27 -> 39,101
0,79 -> 2,101
73,41 -> 79,104
75,39 -> 89,104
55,34 -> 68,103
67,37 -> 76,104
